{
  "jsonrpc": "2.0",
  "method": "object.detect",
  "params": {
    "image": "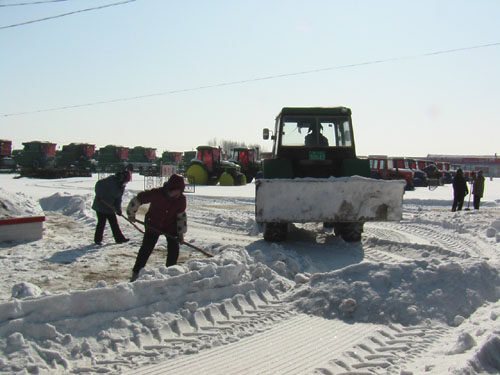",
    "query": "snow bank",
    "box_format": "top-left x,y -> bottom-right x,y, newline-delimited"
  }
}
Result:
0,187 -> 43,219
39,192 -> 95,223
292,259 -> 500,325
0,248 -> 292,374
